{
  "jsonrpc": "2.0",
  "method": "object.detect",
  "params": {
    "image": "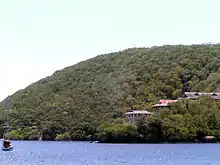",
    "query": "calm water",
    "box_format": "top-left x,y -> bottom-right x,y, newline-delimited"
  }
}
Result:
1,141 -> 220,165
